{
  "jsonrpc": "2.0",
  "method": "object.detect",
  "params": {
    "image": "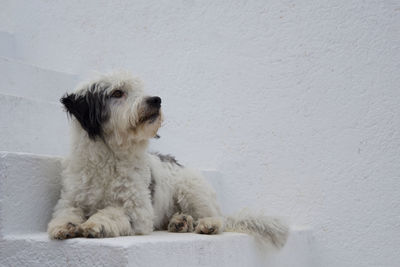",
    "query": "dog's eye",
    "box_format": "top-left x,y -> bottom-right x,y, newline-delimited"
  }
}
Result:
111,90 -> 124,98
